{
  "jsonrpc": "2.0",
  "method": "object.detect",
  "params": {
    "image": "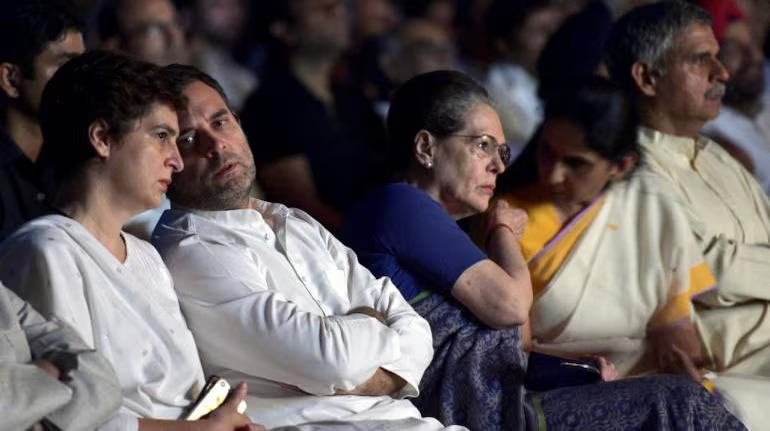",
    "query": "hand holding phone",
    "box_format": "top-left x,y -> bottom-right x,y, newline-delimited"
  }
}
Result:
185,376 -> 248,421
